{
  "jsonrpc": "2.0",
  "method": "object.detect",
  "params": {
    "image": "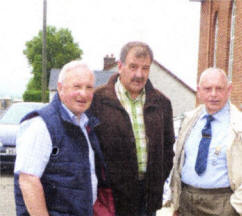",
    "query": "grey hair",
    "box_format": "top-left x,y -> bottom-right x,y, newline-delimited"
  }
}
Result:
58,60 -> 91,83
199,67 -> 230,86
120,41 -> 153,64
